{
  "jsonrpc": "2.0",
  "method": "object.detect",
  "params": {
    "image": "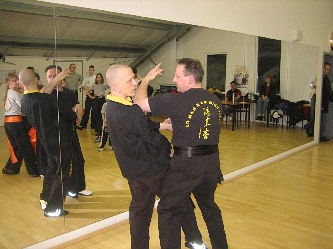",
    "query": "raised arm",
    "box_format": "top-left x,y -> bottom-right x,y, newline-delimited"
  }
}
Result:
40,67 -> 70,94
133,63 -> 163,112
